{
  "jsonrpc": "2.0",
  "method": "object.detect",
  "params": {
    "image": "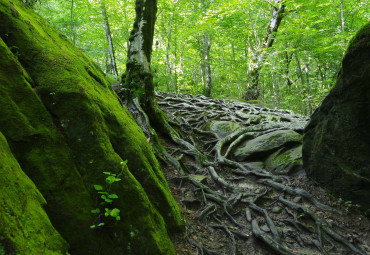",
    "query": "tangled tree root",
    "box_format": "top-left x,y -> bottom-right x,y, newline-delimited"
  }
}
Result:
157,92 -> 369,254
